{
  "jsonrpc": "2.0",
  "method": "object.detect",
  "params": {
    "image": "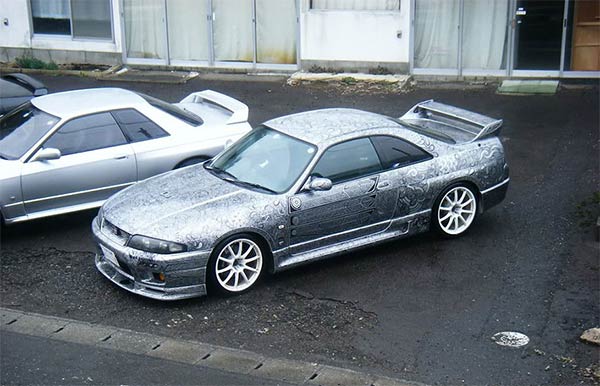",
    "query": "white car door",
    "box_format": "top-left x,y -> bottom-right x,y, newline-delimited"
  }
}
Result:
21,112 -> 136,217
